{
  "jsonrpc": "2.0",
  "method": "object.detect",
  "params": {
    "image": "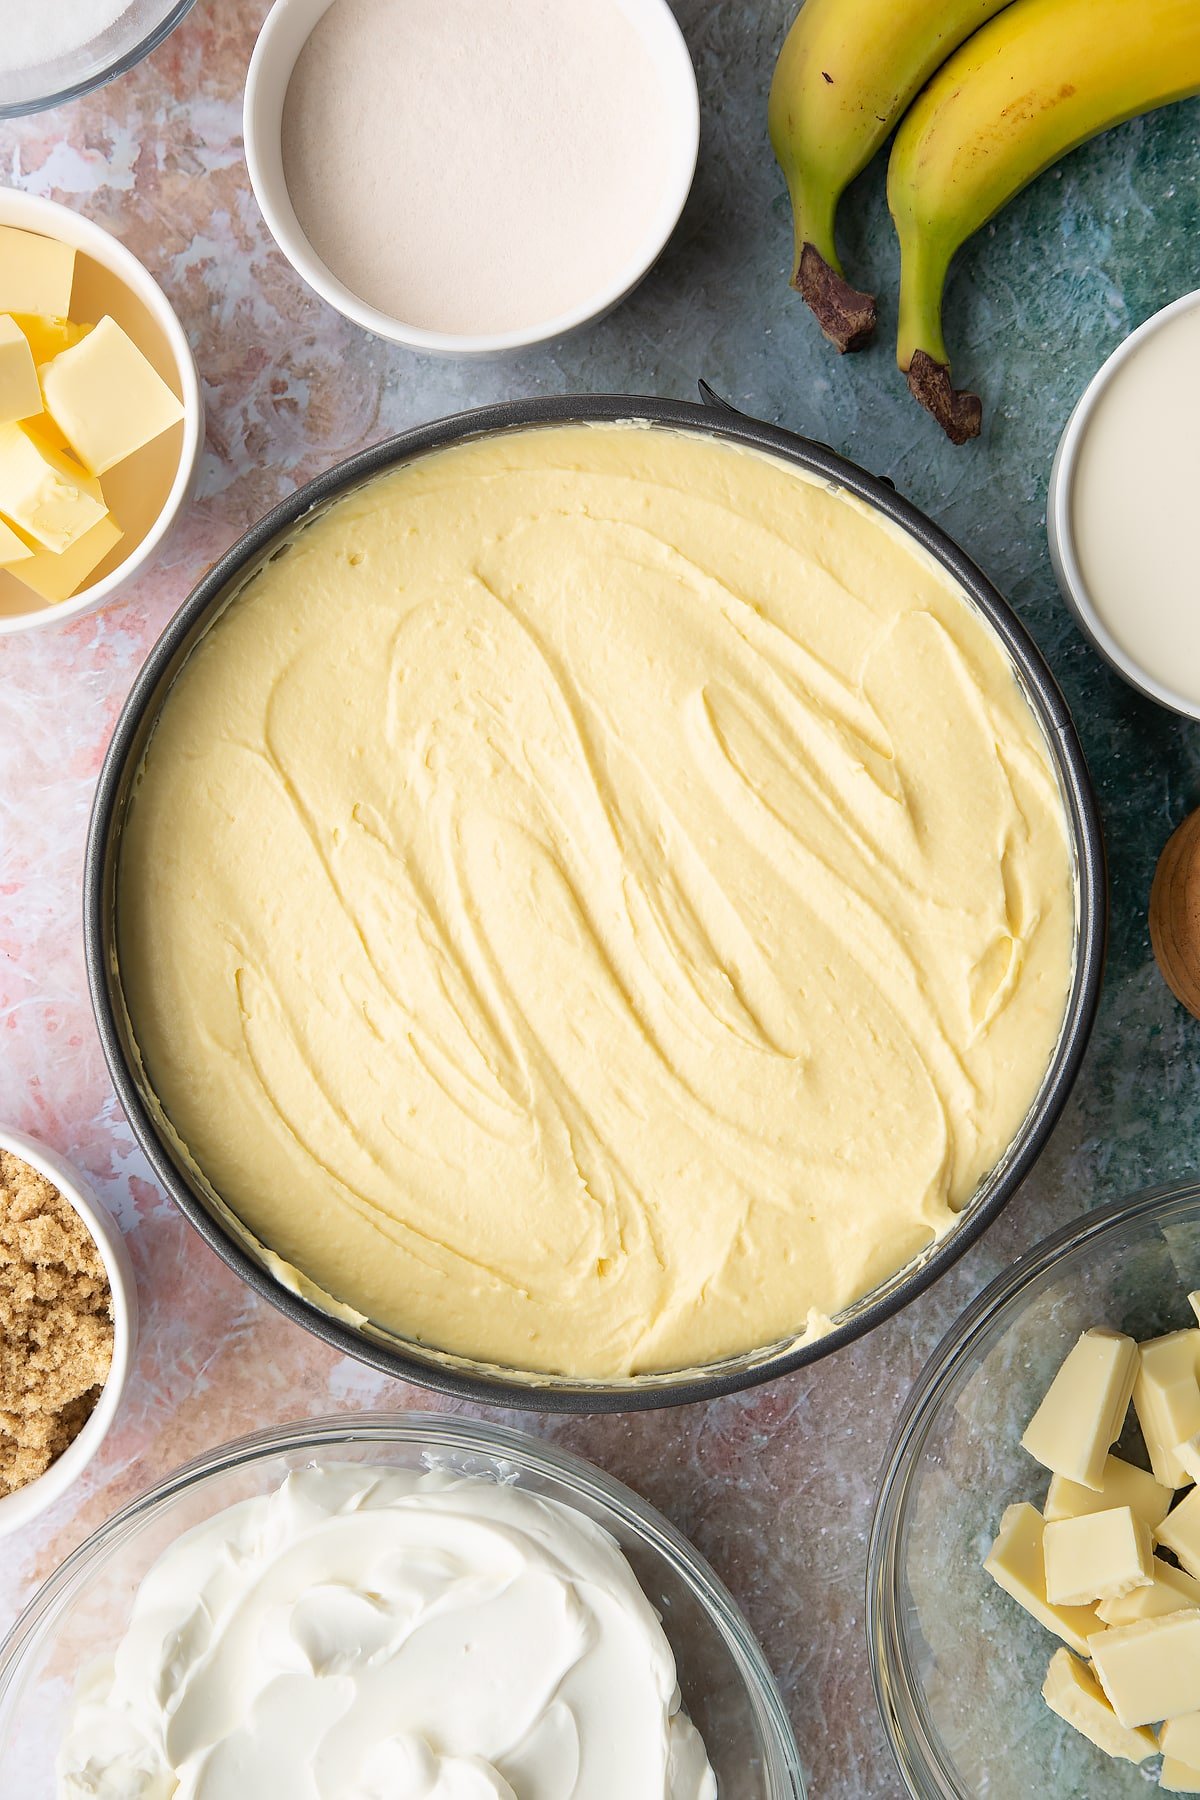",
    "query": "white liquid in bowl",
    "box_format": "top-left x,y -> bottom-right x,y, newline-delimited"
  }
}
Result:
280,0 -> 676,338
1069,300 -> 1200,705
